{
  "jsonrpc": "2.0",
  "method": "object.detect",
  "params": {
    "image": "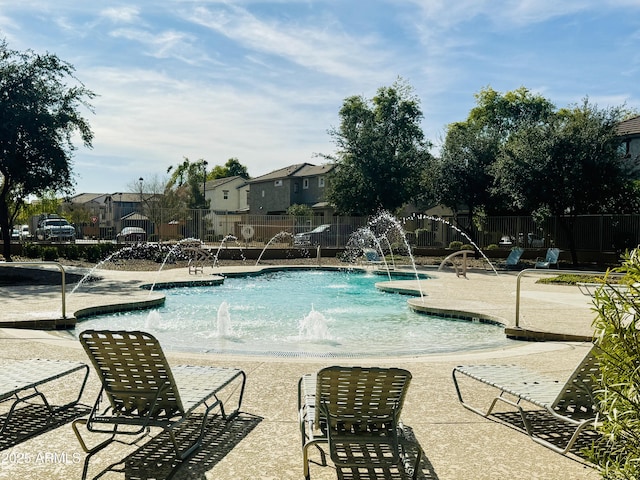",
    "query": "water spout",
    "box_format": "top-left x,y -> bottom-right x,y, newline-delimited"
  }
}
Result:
299,307 -> 331,340
255,231 -> 294,266
216,301 -> 233,336
213,235 -> 240,267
